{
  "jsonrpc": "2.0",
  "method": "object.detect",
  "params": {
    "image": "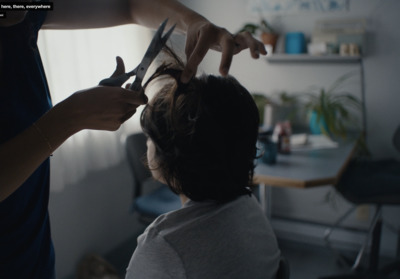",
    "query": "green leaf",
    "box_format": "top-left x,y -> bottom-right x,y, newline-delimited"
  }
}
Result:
302,71 -> 362,139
